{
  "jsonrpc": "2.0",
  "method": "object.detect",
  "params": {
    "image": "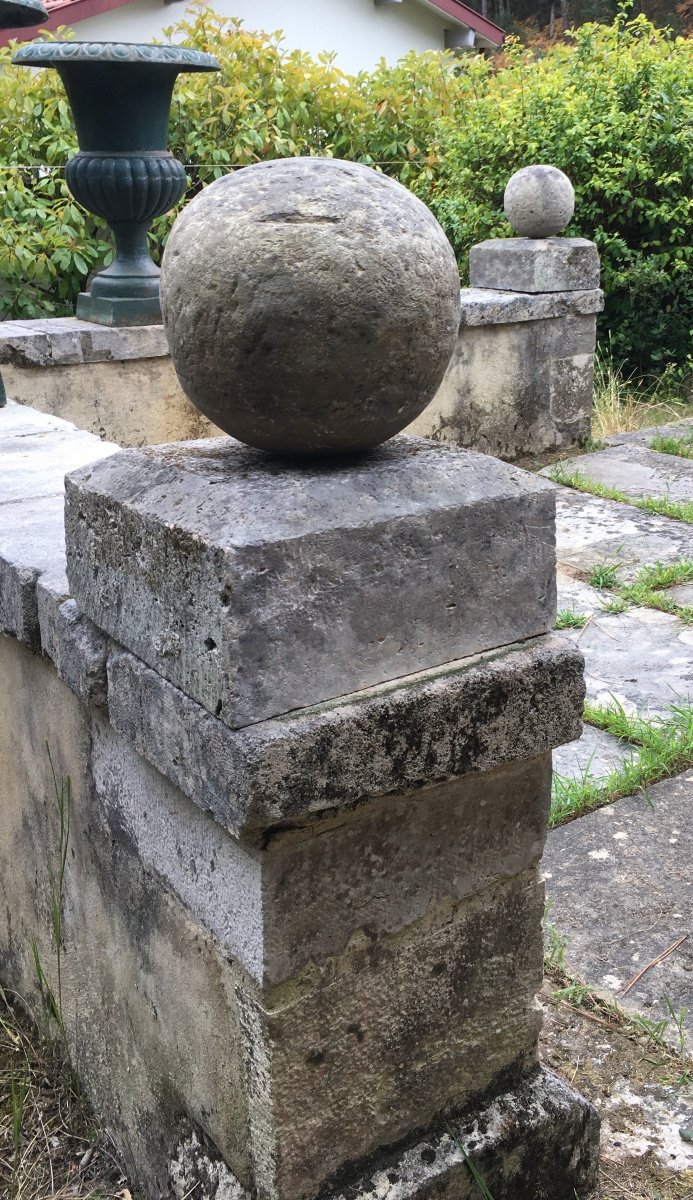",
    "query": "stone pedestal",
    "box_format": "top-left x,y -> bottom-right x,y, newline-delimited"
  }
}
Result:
50,433 -> 600,1200
408,235 -> 602,461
